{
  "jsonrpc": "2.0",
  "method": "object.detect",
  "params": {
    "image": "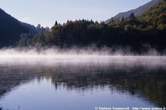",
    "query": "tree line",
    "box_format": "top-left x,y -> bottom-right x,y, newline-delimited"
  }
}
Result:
17,1 -> 166,53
